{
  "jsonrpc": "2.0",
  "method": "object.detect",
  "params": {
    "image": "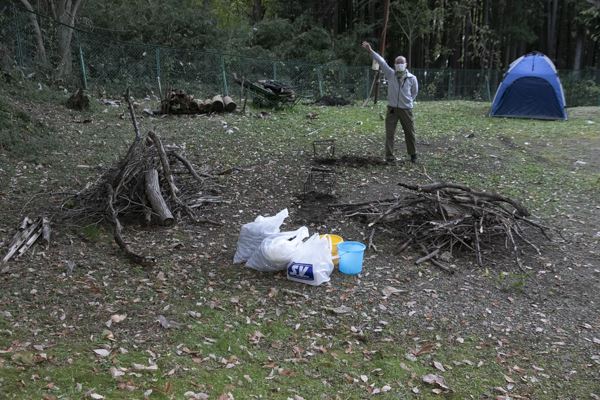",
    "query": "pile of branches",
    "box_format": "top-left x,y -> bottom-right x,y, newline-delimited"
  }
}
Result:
333,182 -> 550,272
64,90 -> 225,264
257,79 -> 295,99
159,89 -> 236,115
